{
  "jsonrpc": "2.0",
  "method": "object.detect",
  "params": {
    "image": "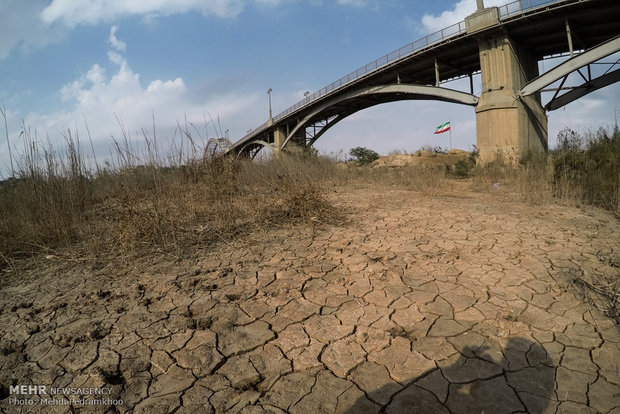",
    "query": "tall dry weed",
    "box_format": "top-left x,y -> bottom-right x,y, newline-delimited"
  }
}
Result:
0,131 -> 346,268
